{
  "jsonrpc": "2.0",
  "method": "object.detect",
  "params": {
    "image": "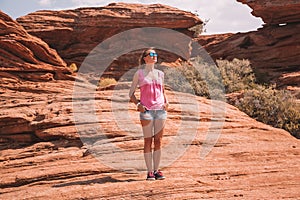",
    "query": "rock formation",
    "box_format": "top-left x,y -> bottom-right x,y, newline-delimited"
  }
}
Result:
237,0 -> 300,25
0,11 -> 72,82
1,81 -> 299,199
198,0 -> 300,92
0,2 -> 299,199
16,1 -> 300,92
16,3 -> 202,79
